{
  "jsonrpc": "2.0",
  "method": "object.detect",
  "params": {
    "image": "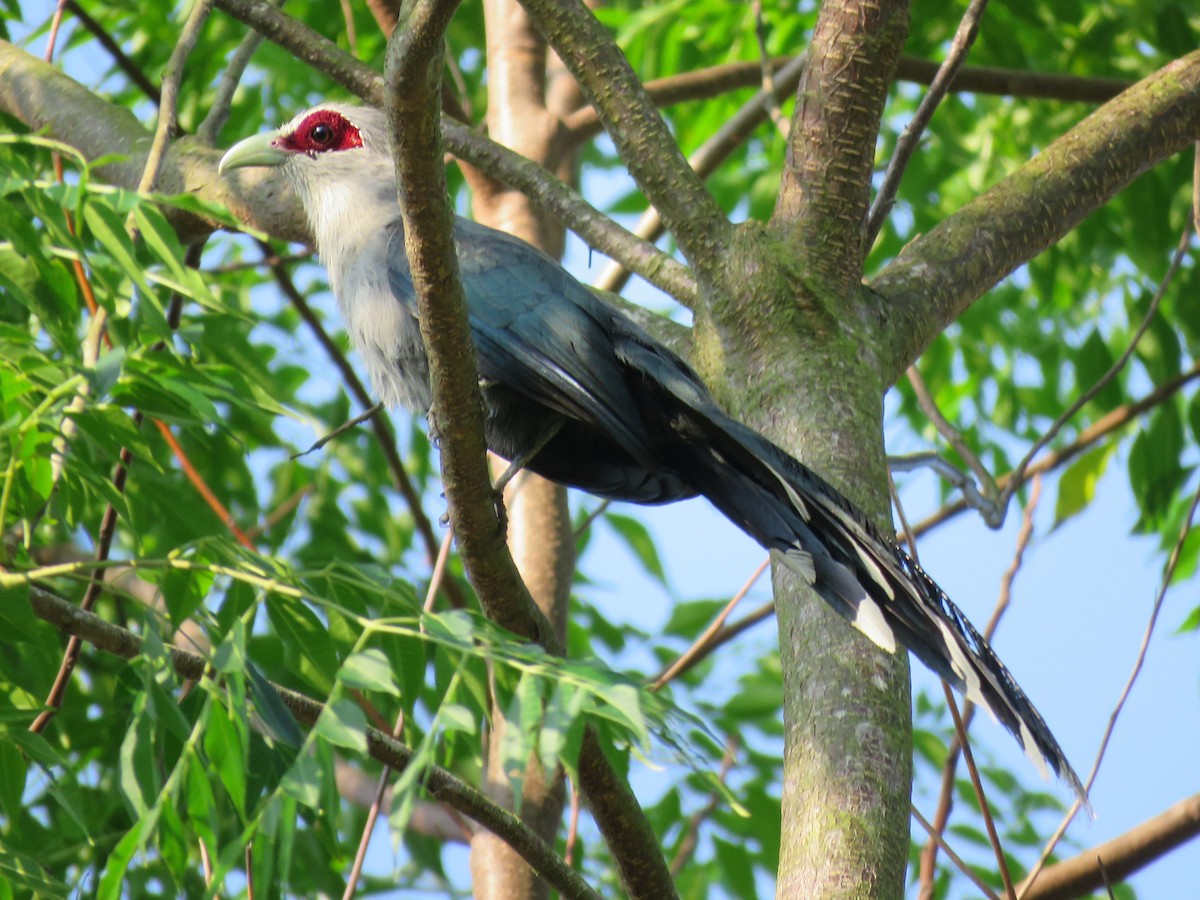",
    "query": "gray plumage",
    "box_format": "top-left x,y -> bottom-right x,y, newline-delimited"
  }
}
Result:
221,103 -> 1087,803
